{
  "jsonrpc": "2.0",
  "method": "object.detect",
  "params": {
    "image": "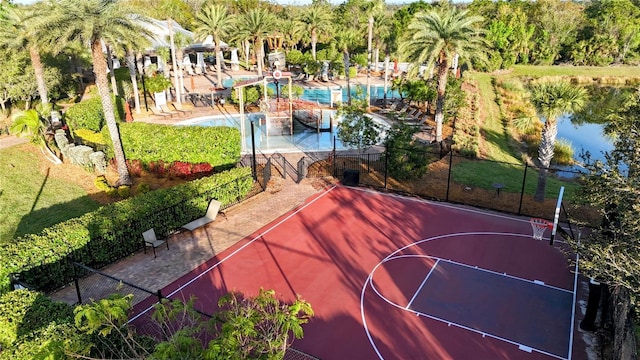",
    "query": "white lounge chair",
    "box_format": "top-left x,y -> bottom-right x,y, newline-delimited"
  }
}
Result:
142,228 -> 169,258
160,104 -> 179,116
182,199 -> 222,232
